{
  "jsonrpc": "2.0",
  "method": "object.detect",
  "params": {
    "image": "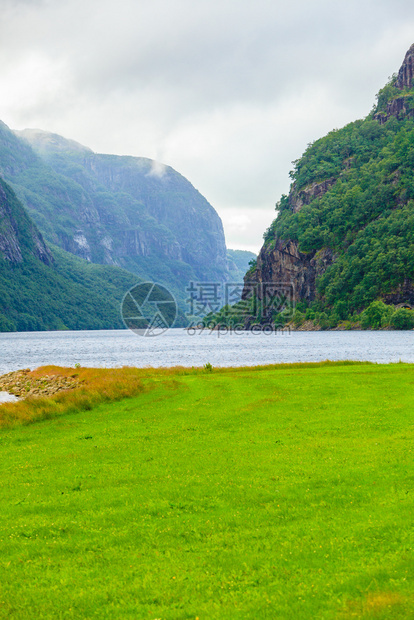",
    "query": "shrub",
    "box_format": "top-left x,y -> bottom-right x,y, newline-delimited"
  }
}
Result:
360,301 -> 394,329
305,308 -> 316,321
293,310 -> 305,327
318,312 -> 329,330
333,300 -> 349,321
390,308 -> 414,330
